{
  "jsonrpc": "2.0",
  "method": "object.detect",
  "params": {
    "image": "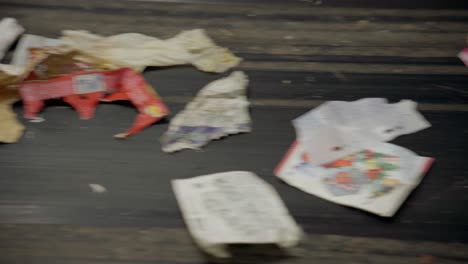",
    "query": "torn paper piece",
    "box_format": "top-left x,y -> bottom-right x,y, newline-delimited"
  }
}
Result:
0,18 -> 24,60
172,171 -> 303,258
161,71 -> 250,152
23,49 -> 109,80
294,98 -> 430,142
0,70 -> 24,143
11,34 -> 61,66
0,101 -> 24,143
60,29 -> 241,73
296,123 -> 365,166
458,48 -> 468,67
20,68 -> 169,138
275,141 -> 434,217
89,183 -> 107,193
0,64 -> 24,76
293,98 -> 431,165
29,116 -> 45,123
